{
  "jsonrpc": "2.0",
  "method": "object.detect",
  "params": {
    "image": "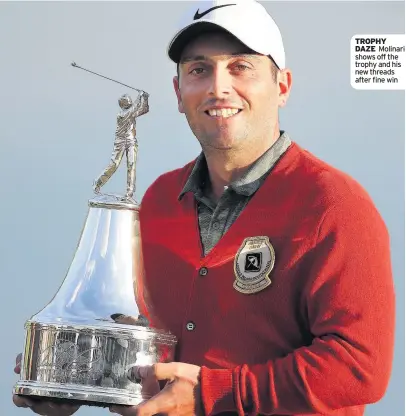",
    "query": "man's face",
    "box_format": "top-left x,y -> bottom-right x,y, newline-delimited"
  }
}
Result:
173,32 -> 292,152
